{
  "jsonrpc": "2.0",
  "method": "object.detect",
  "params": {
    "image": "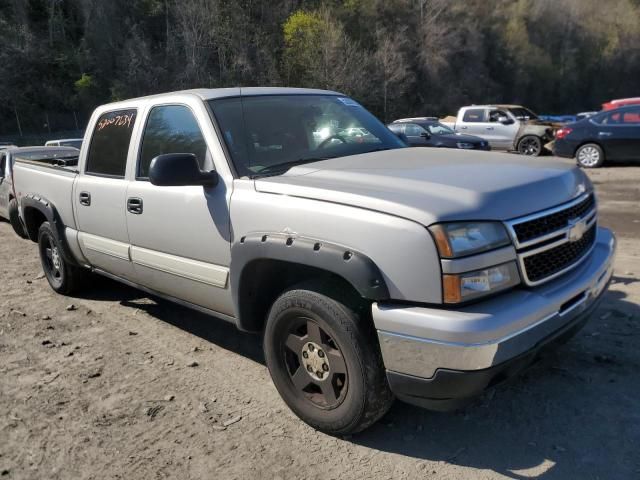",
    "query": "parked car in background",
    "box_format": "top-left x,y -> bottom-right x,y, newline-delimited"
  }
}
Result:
576,111 -> 598,121
602,97 -> 640,111
45,138 -> 83,149
0,146 -> 79,237
13,88 -> 615,435
388,117 -> 490,150
553,105 -> 640,168
538,114 -> 577,124
441,105 -> 560,156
